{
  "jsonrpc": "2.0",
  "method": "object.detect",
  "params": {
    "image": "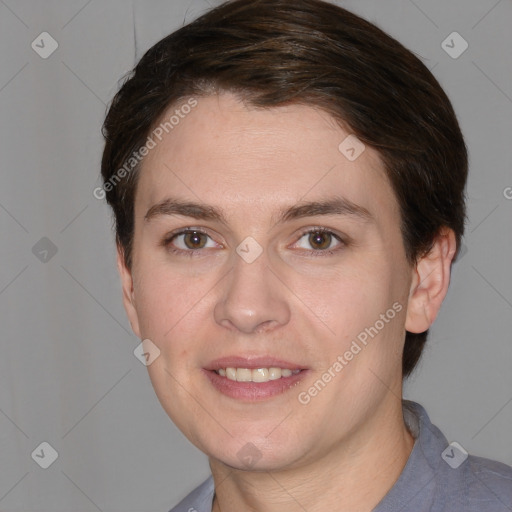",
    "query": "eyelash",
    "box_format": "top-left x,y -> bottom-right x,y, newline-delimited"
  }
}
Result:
161,226 -> 346,258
